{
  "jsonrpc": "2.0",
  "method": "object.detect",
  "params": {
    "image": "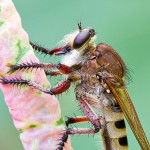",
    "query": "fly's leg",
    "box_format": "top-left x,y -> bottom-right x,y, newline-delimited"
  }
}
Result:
30,42 -> 71,55
57,94 -> 102,150
58,115 -> 102,150
0,78 -> 71,95
7,62 -> 72,75
65,116 -> 90,126
65,115 -> 102,127
67,94 -> 101,134
44,70 -> 62,76
58,117 -> 90,150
